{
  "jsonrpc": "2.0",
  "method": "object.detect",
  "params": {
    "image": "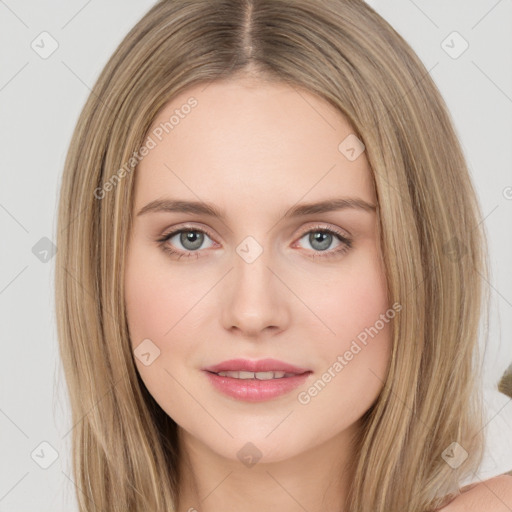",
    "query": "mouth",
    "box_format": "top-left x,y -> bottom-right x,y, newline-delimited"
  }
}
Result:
202,358 -> 312,402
